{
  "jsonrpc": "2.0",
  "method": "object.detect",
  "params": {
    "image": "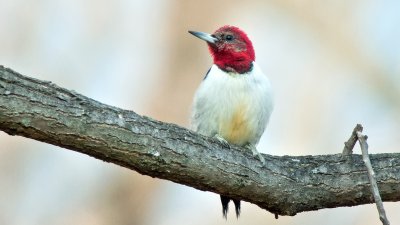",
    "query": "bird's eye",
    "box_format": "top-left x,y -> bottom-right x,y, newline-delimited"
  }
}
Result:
225,35 -> 234,41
